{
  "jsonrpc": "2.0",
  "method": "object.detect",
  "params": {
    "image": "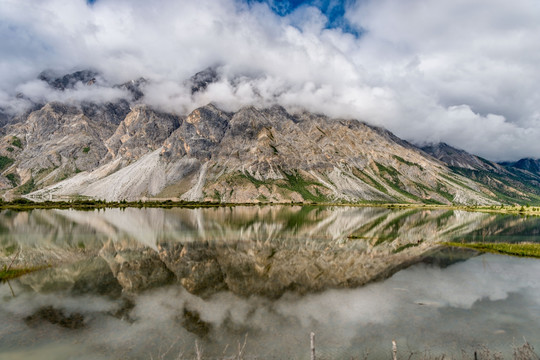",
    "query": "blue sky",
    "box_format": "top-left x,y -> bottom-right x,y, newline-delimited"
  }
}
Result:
87,0 -> 358,34
87,0 -> 348,19
246,0 -> 355,31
